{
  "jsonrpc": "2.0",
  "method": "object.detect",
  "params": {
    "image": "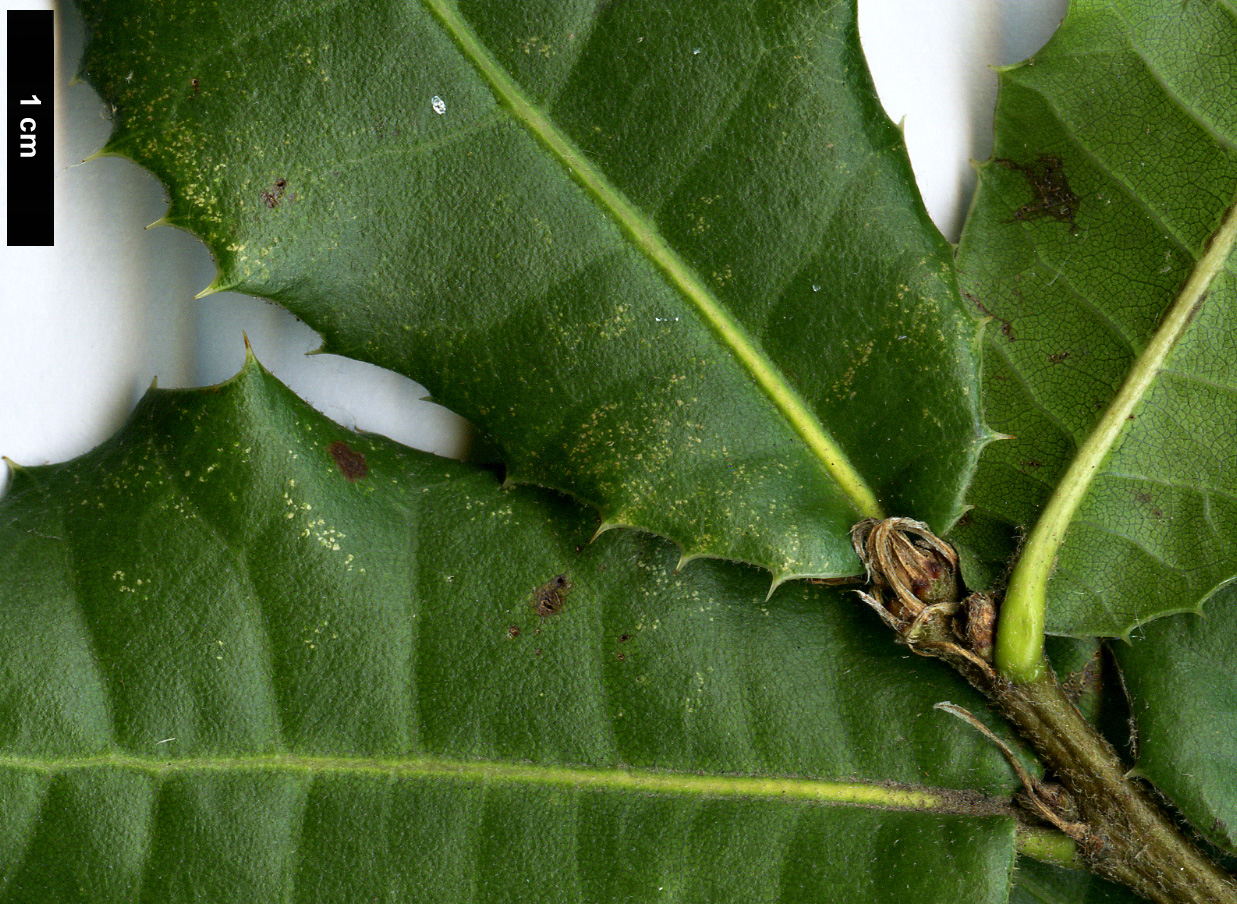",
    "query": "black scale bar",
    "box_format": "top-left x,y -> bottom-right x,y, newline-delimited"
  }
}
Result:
7,10 -> 54,246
